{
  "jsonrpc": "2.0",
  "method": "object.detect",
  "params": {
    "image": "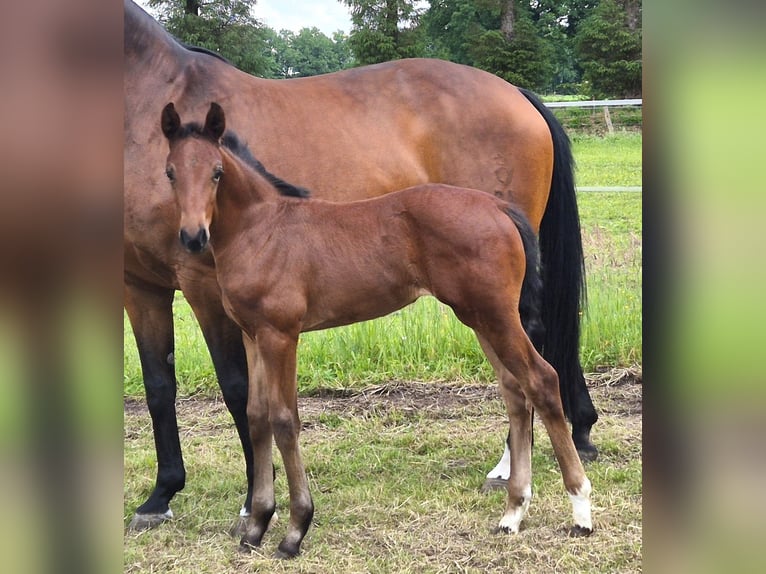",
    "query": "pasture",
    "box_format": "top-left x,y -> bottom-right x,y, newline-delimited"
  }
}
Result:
124,131 -> 642,571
